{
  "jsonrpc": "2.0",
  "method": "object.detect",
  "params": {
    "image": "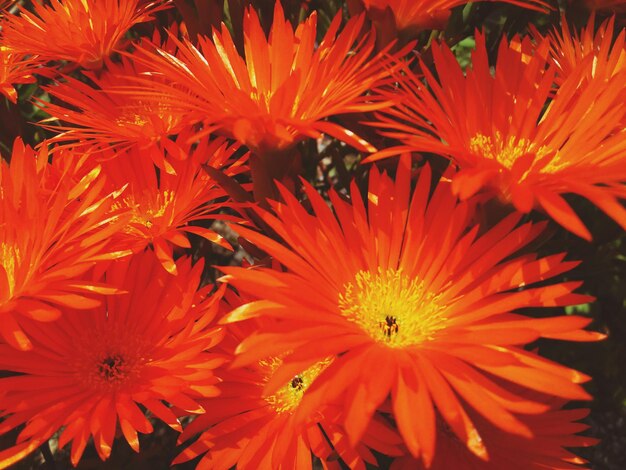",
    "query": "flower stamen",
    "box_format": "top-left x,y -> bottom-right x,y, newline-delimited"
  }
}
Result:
113,190 -> 176,233
339,269 -> 446,348
97,354 -> 128,382
261,358 -> 330,414
469,132 -> 565,175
